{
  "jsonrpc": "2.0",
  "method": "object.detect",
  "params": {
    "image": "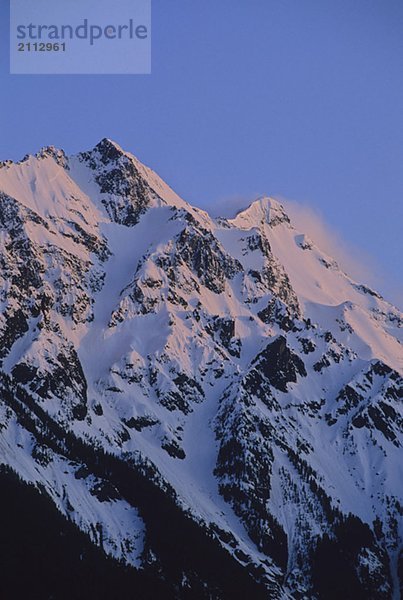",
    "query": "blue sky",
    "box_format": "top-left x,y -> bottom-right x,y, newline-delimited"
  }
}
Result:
0,0 -> 402,304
